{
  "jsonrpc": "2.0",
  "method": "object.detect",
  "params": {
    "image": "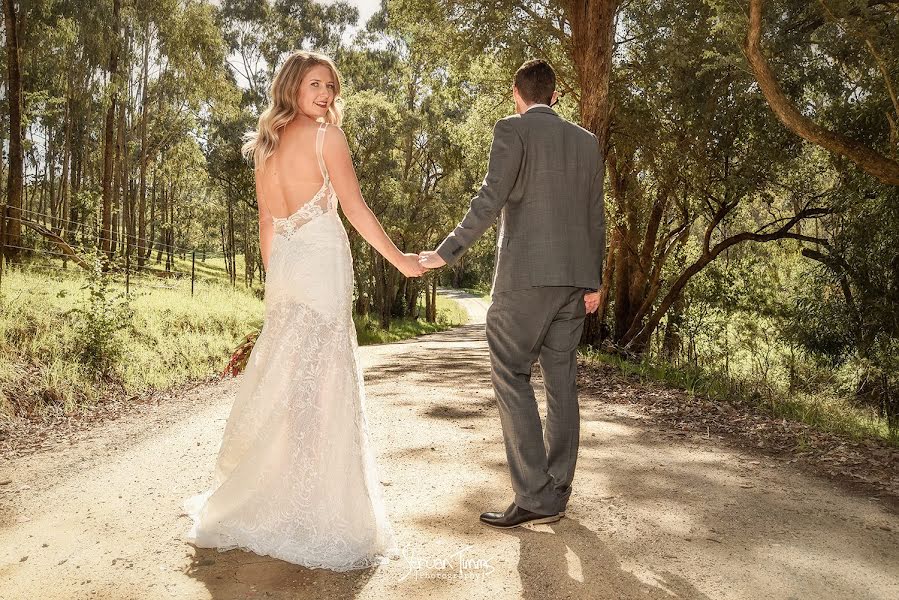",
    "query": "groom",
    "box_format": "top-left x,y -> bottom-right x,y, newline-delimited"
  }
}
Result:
419,59 -> 605,528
